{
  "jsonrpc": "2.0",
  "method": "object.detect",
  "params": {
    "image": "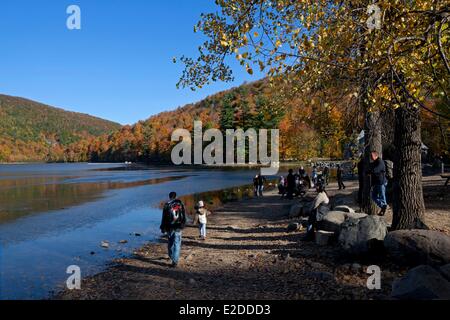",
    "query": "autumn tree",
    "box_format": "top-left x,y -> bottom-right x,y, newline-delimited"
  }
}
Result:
177,0 -> 449,229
